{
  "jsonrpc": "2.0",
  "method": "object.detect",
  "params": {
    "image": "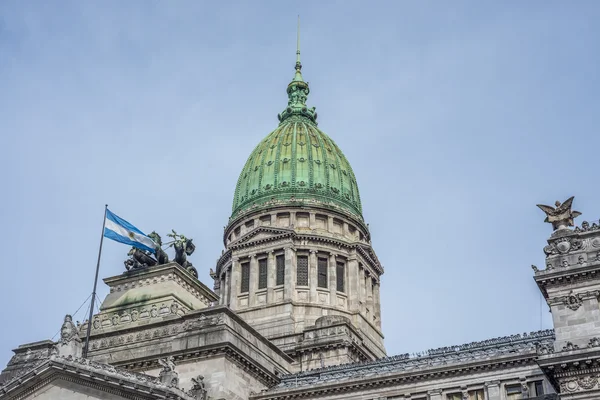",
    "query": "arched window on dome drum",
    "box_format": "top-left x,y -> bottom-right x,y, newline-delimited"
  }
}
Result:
317,258 -> 328,288
297,255 -> 308,286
